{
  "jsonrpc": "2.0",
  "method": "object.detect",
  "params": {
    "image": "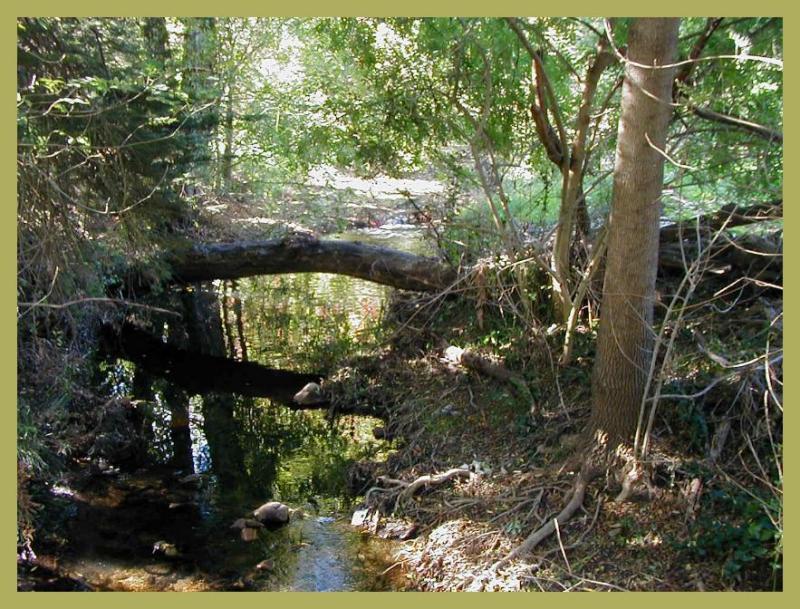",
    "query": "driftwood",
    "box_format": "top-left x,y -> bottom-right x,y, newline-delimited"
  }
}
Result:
444,345 -> 535,411
168,233 -> 457,292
